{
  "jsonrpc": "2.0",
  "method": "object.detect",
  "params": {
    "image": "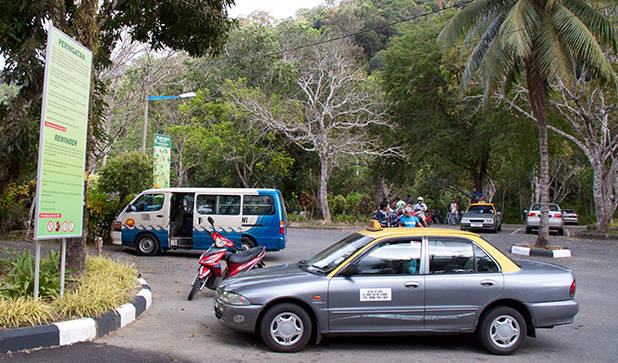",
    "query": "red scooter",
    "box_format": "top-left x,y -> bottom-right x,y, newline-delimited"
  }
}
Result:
188,216 -> 265,300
